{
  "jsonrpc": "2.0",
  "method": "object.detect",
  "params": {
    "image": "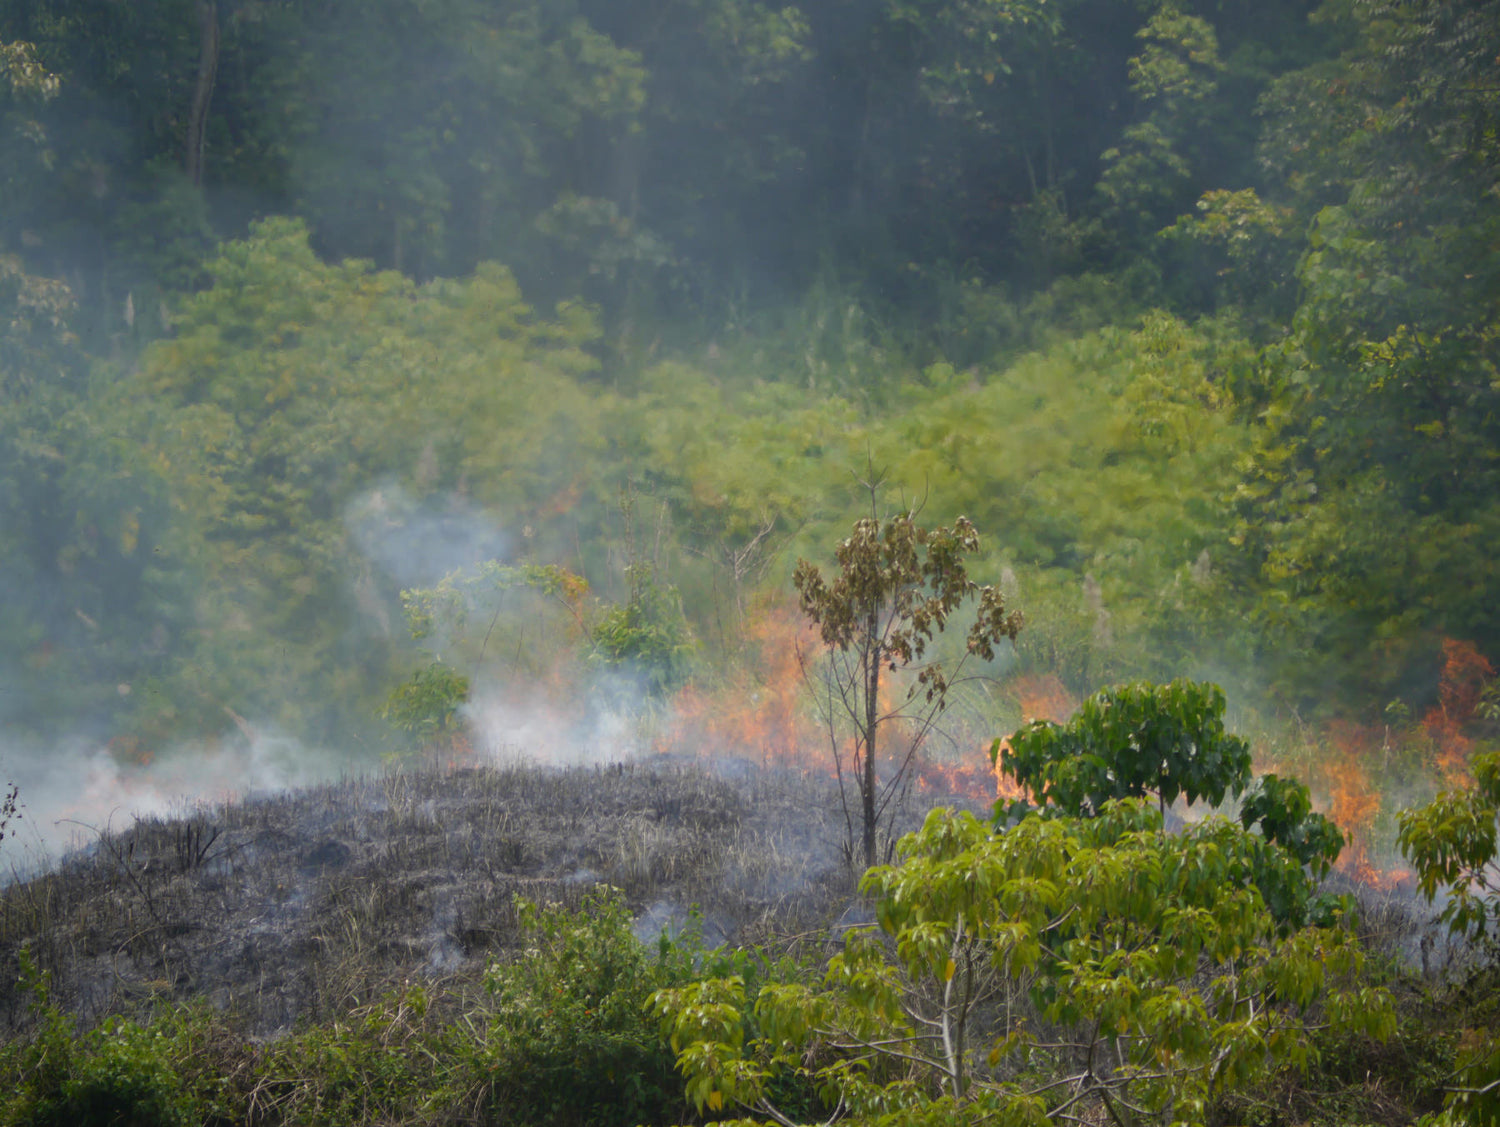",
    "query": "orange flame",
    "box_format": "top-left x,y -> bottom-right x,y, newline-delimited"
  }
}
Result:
1012,673 -> 1078,724
658,604 -> 822,769
991,675 -> 1079,801
1421,638 -> 1493,786
1318,721 -> 1384,883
